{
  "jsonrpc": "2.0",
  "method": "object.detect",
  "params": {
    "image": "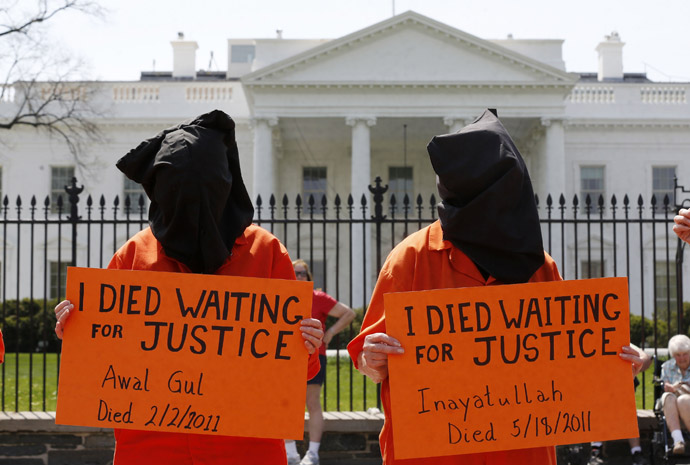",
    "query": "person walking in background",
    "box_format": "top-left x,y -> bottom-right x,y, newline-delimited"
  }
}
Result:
286,259 -> 356,465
